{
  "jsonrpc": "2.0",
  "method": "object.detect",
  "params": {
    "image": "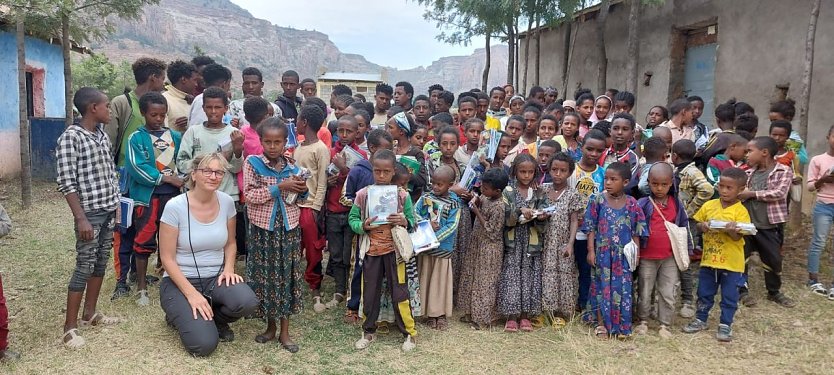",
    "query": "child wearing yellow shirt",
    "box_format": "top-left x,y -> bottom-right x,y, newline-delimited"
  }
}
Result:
682,167 -> 751,342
